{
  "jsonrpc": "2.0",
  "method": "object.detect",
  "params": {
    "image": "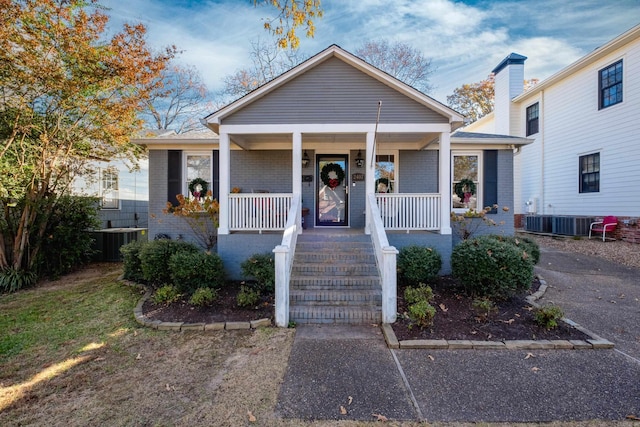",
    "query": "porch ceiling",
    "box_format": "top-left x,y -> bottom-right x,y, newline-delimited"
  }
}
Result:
229,132 -> 440,150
